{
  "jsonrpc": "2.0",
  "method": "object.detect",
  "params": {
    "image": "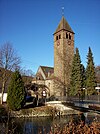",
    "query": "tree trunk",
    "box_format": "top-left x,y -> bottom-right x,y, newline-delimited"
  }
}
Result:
1,81 -> 5,104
